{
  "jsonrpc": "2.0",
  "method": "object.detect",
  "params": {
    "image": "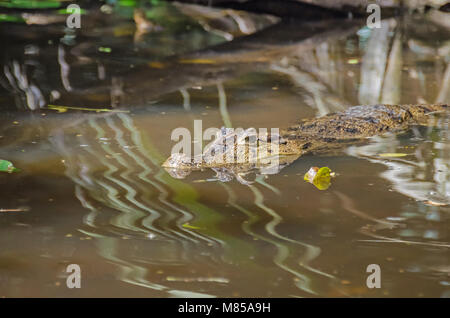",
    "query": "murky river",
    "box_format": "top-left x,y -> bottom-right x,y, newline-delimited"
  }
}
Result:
0,1 -> 448,297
